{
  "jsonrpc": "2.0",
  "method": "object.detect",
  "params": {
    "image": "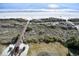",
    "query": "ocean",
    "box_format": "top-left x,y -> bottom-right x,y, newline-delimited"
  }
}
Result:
0,11 -> 79,19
